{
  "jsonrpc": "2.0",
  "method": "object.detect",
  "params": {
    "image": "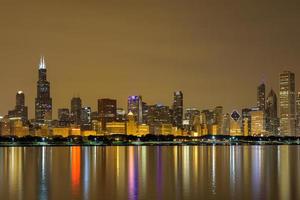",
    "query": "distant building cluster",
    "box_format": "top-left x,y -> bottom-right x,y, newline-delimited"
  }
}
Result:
0,57 -> 300,138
